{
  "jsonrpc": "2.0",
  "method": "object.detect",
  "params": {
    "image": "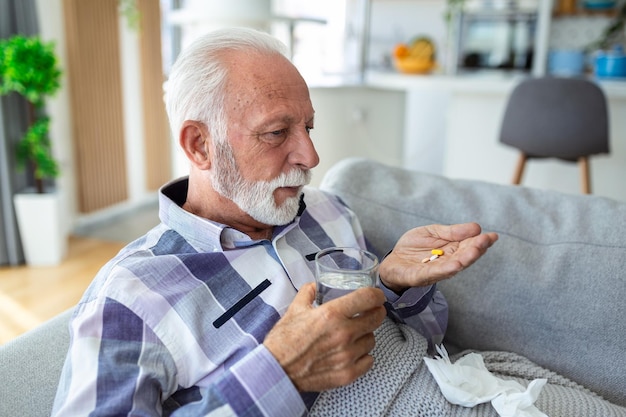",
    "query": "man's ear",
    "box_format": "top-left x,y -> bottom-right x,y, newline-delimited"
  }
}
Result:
179,120 -> 212,169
